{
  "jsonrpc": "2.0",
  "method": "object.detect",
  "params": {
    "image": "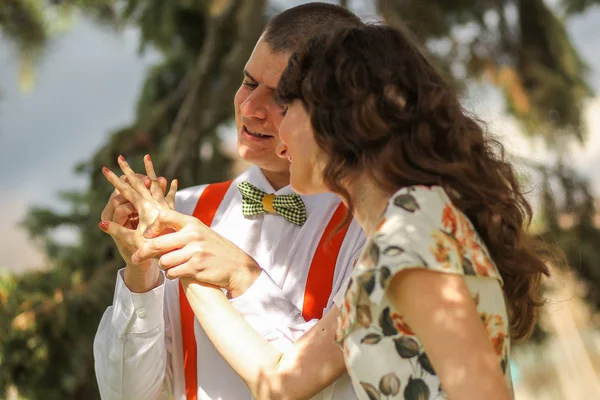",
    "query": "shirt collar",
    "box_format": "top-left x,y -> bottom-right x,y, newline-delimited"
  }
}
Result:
243,165 -> 342,215
245,165 -> 295,195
